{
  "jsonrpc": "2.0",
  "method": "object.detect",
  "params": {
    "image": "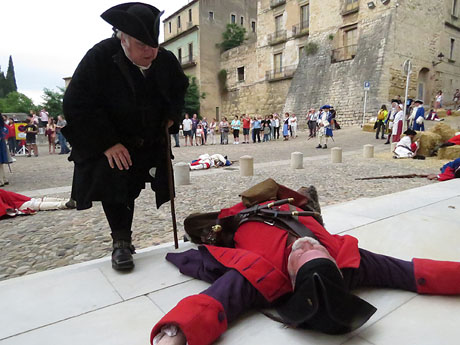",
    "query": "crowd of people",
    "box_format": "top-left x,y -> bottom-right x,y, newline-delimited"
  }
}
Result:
178,108 -> 339,149
0,112 -> 71,159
